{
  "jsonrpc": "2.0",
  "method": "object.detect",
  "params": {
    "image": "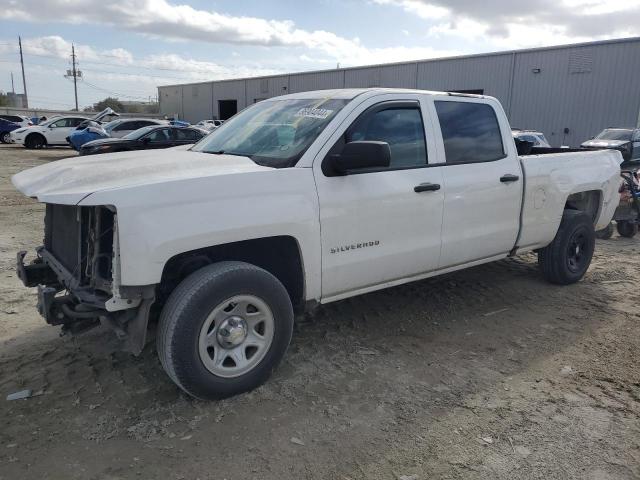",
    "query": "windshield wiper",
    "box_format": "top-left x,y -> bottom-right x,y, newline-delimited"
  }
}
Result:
204,150 -> 252,158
